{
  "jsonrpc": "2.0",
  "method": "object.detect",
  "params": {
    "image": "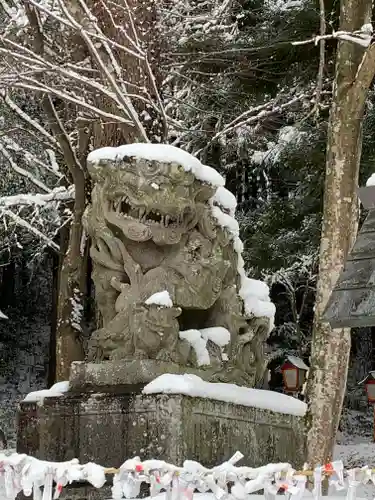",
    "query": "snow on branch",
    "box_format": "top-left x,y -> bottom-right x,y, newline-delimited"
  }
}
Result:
209,95 -> 306,144
2,91 -> 59,149
0,0 -> 167,142
0,0 -> 170,252
0,141 -> 51,192
291,25 -> 374,49
0,186 -> 74,207
1,208 -> 60,251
